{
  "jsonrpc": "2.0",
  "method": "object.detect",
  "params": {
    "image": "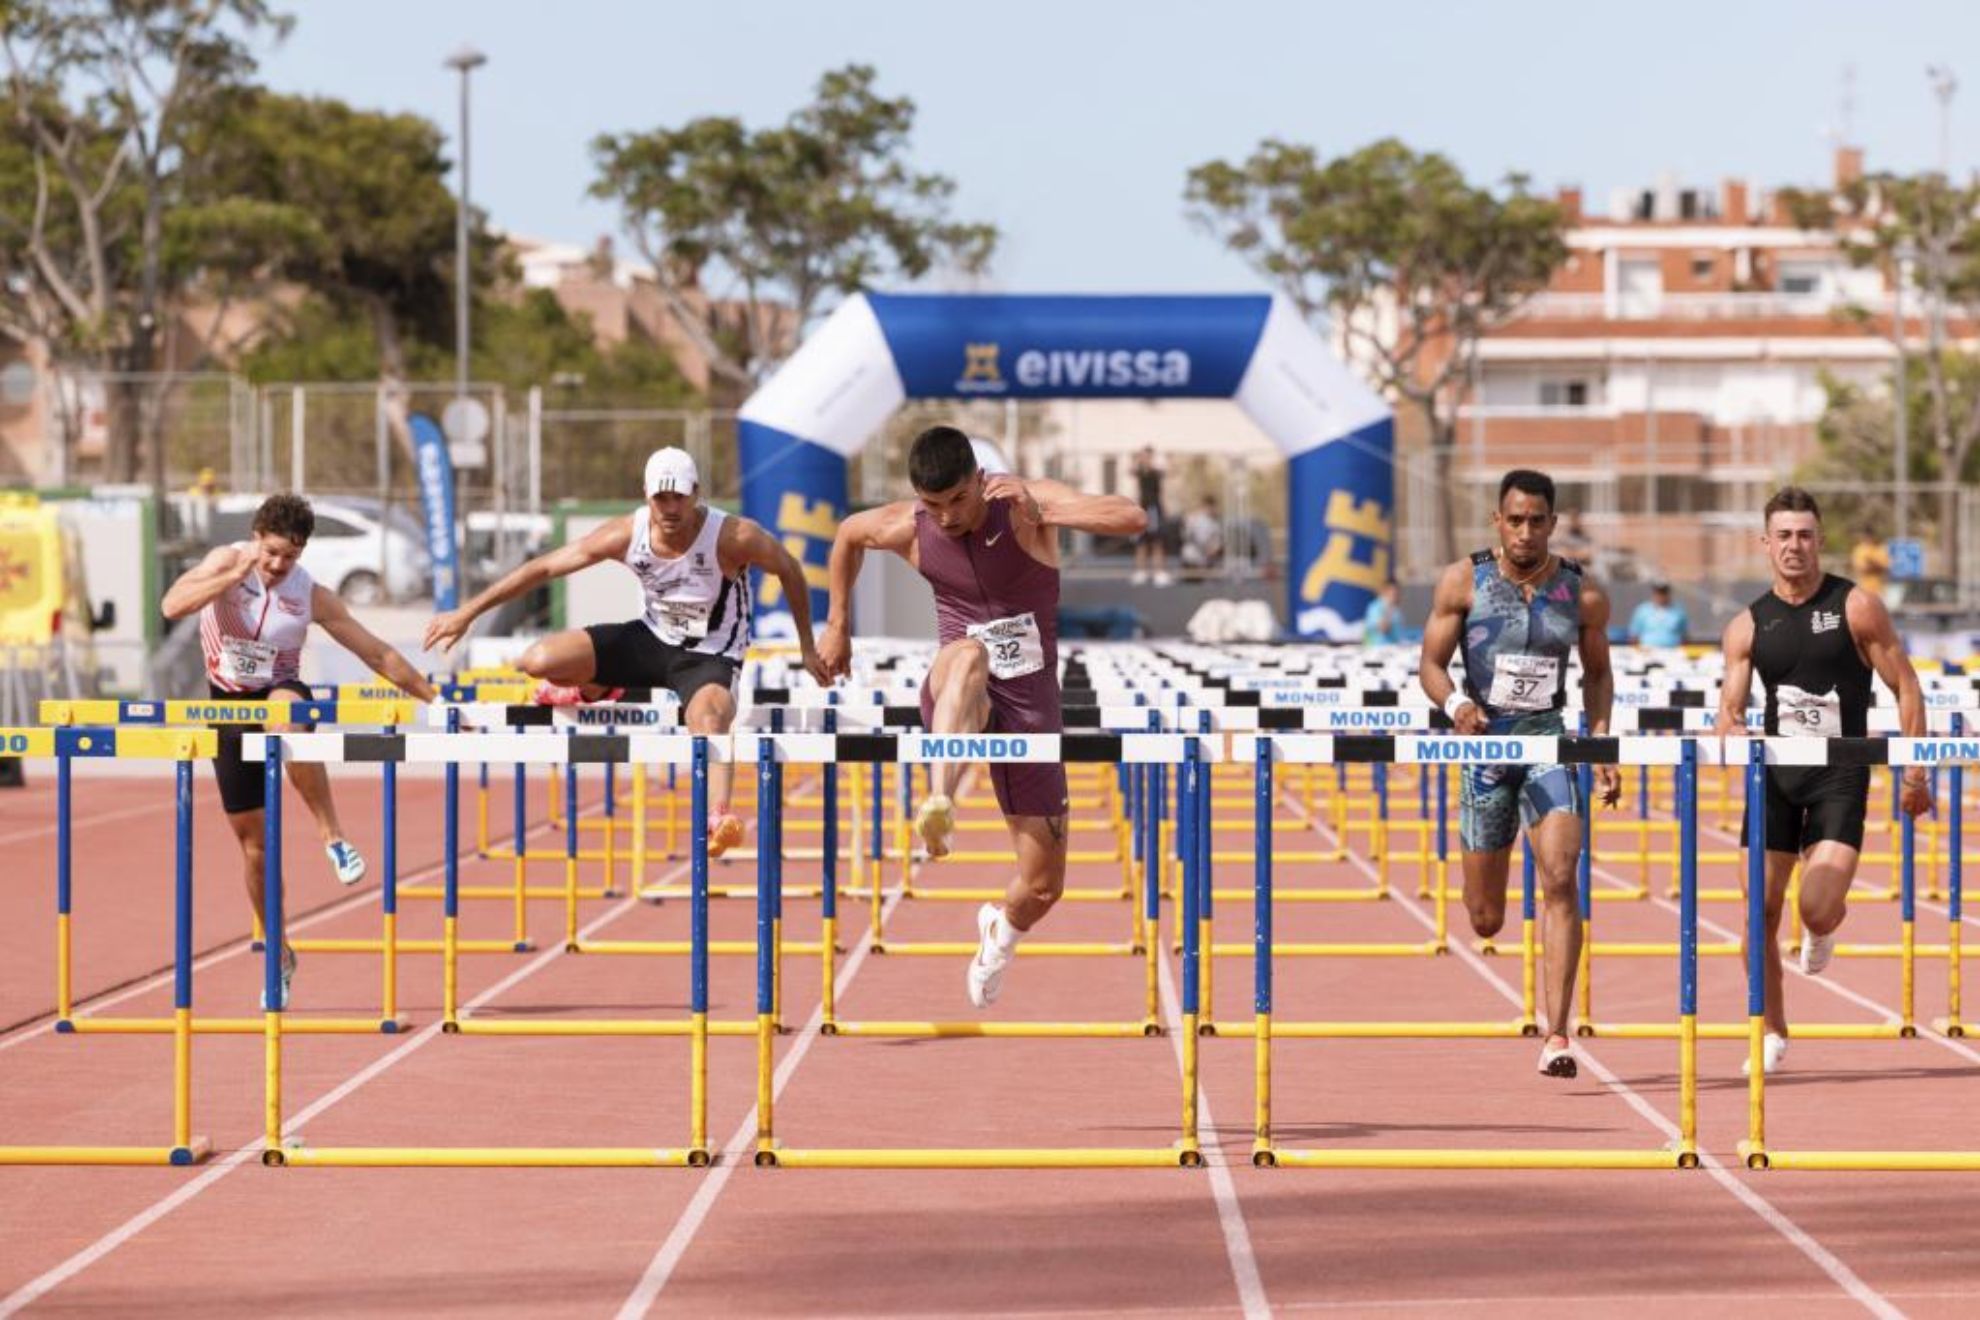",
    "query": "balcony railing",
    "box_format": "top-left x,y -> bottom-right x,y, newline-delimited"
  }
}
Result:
1512,291 -> 1893,322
